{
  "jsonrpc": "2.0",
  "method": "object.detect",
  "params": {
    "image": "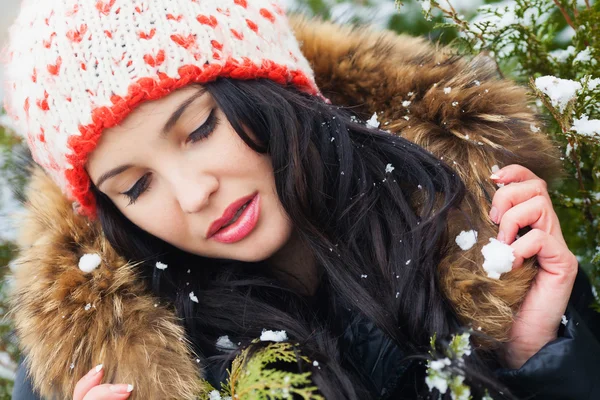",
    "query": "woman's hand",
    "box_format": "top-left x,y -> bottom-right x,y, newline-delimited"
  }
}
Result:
73,364 -> 134,400
489,164 -> 578,369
